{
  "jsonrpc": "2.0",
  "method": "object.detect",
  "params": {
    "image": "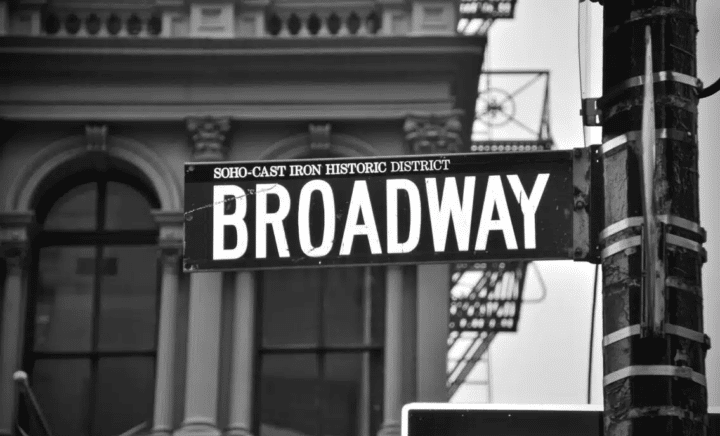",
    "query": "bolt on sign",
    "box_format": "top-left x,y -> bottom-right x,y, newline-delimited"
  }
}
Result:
183,151 -> 580,272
